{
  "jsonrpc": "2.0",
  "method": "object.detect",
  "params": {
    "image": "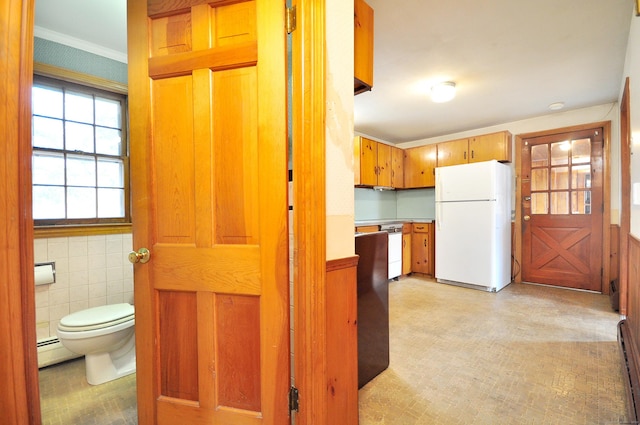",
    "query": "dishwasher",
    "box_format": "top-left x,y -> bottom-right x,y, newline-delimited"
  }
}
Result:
380,223 -> 403,280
